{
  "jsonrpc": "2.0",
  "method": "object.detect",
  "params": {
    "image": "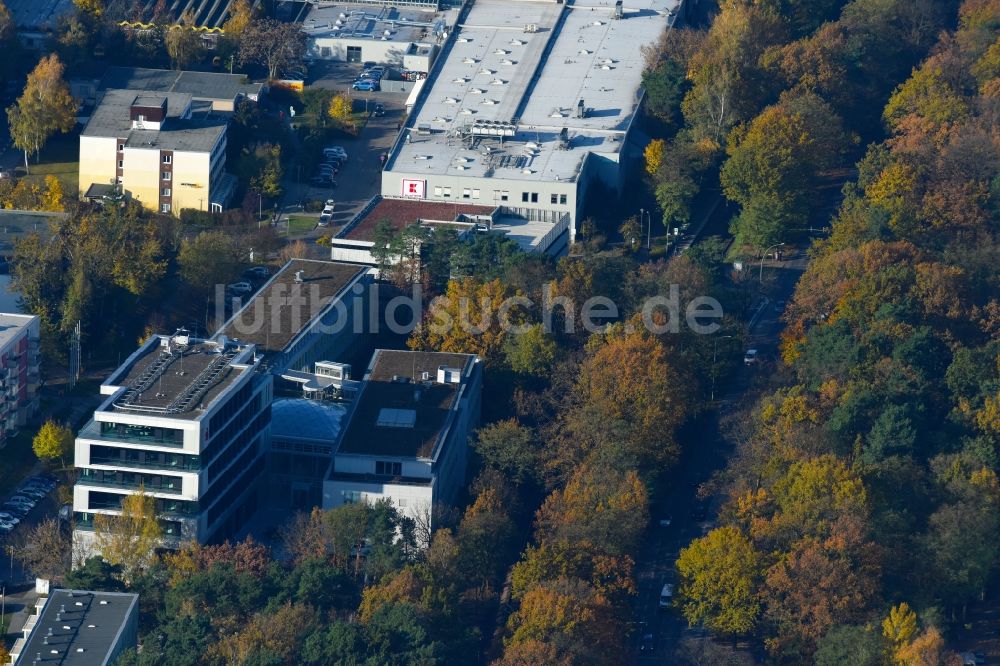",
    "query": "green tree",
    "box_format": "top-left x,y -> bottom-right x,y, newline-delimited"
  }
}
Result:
63,556 -> 126,591
32,419 -> 73,468
475,419 -> 540,485
178,230 -> 244,295
676,526 -> 763,636
7,54 -> 78,171
165,25 -> 204,70
504,324 -> 558,377
619,215 -> 642,251
814,624 -> 886,666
